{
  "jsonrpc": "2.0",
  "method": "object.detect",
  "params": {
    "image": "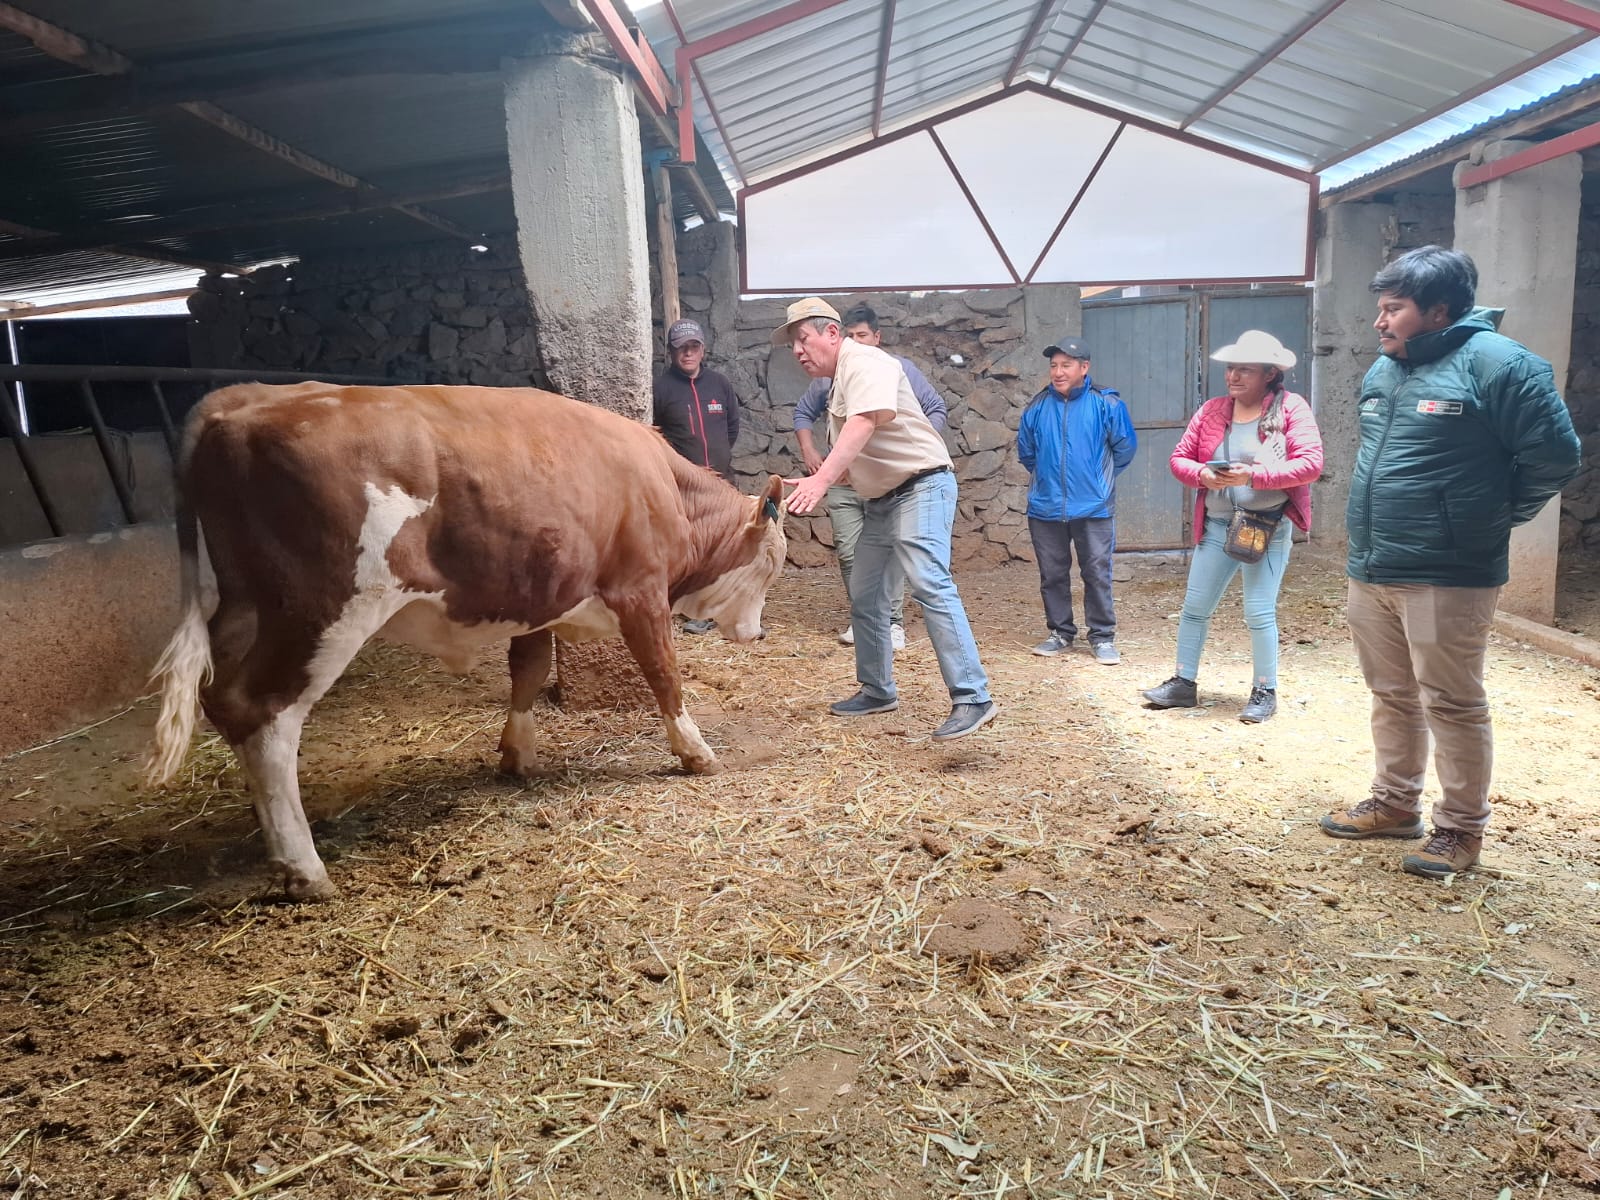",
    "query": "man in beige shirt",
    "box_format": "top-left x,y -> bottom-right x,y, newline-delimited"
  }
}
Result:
779,298 -> 996,741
